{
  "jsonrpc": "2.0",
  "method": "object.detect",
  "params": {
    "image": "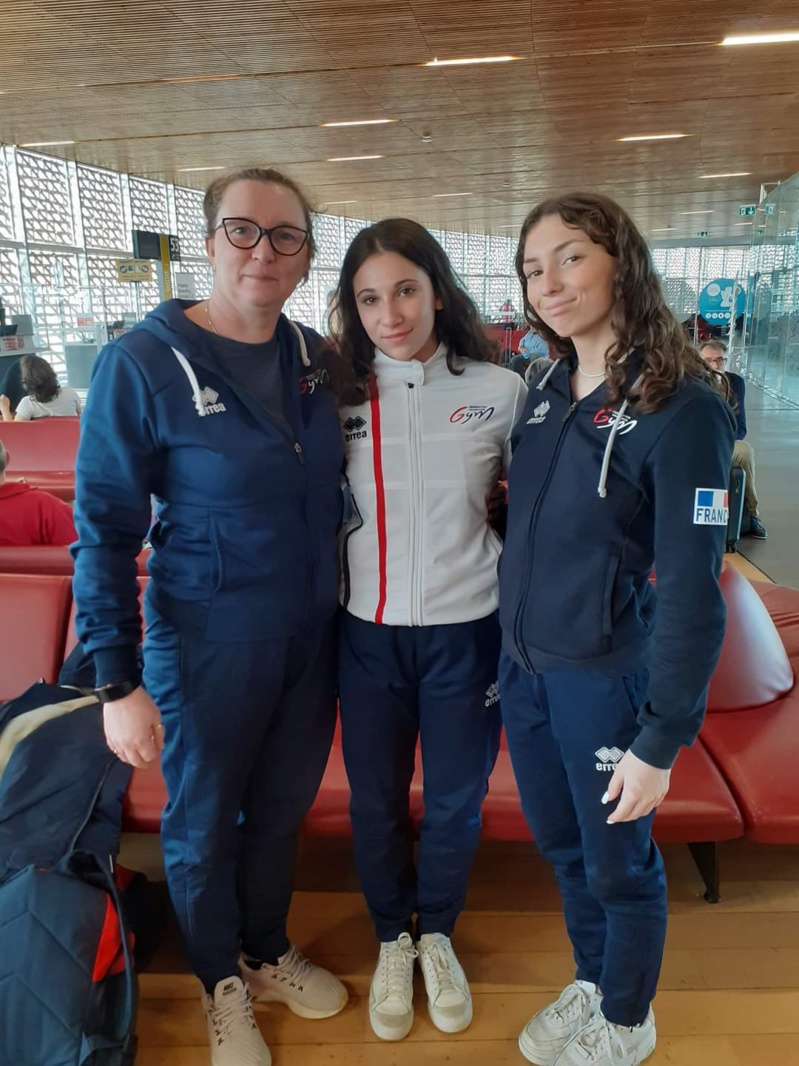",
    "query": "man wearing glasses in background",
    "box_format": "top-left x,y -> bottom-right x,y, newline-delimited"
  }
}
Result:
699,340 -> 768,540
